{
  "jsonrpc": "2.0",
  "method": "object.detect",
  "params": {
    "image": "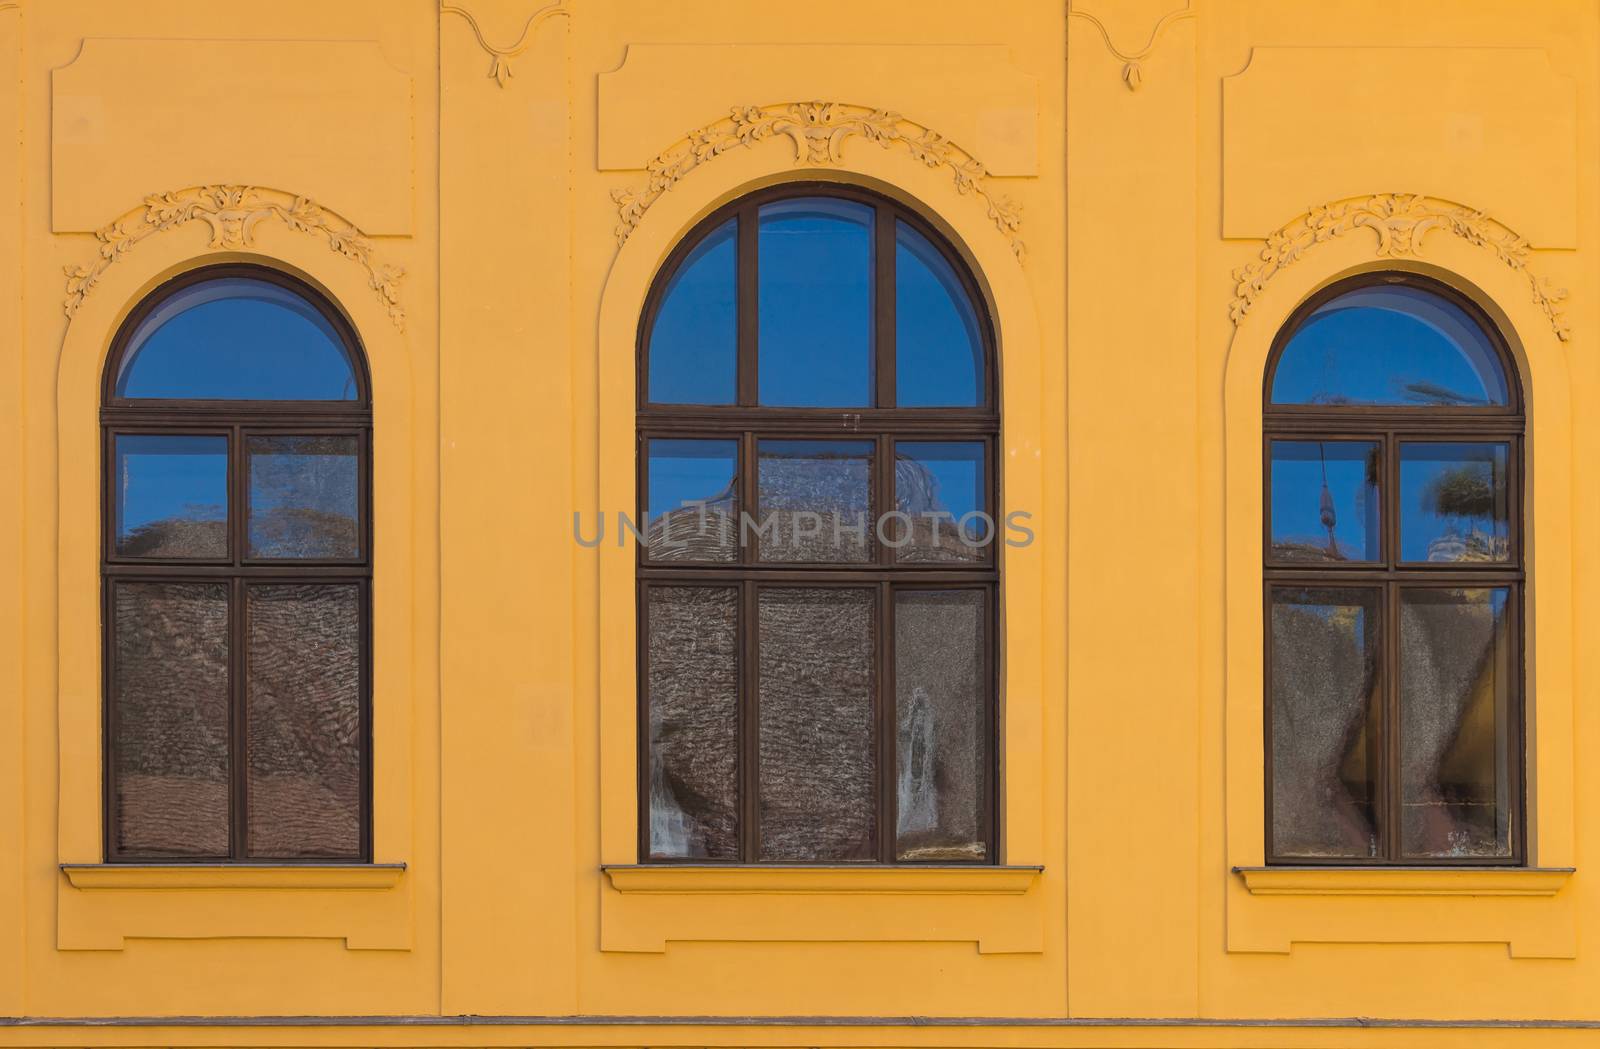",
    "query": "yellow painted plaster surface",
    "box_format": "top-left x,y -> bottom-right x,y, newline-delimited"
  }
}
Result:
1,0 -> 1598,1044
